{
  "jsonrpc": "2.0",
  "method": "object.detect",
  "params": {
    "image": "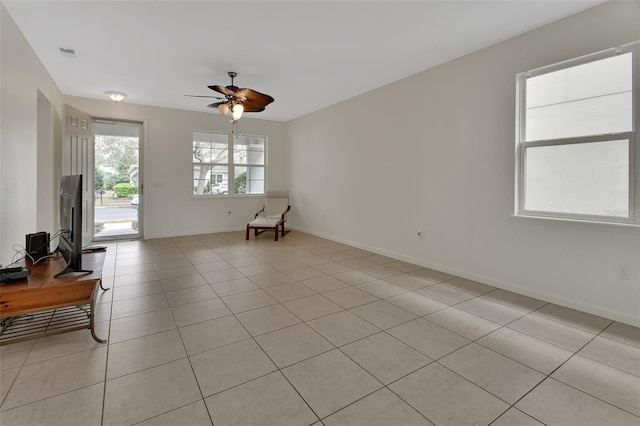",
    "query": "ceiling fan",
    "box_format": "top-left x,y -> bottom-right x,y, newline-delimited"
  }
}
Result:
186,72 -> 274,121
